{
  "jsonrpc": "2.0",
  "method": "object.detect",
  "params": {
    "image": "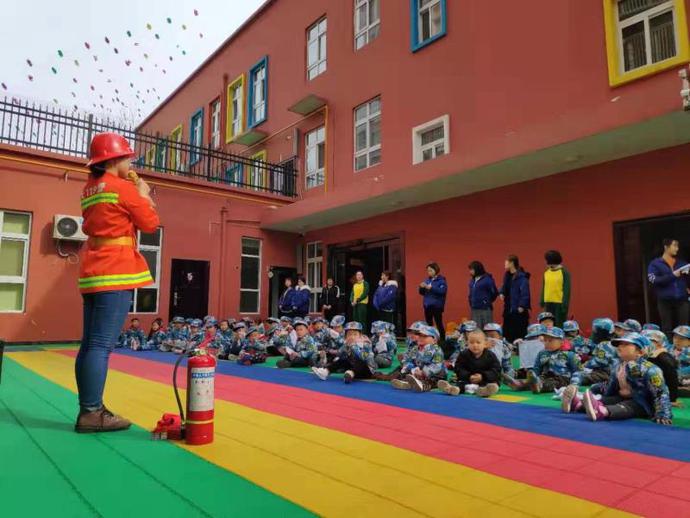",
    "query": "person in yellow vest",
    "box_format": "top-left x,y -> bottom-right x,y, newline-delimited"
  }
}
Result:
540,250 -> 571,328
350,270 -> 370,329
